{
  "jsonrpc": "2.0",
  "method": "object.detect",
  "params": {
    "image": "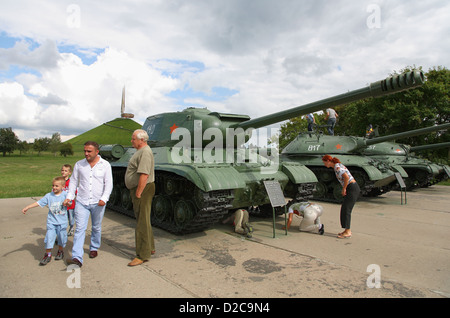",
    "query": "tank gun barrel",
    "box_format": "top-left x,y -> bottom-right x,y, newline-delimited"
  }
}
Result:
410,141 -> 450,152
236,70 -> 425,130
364,123 -> 450,147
